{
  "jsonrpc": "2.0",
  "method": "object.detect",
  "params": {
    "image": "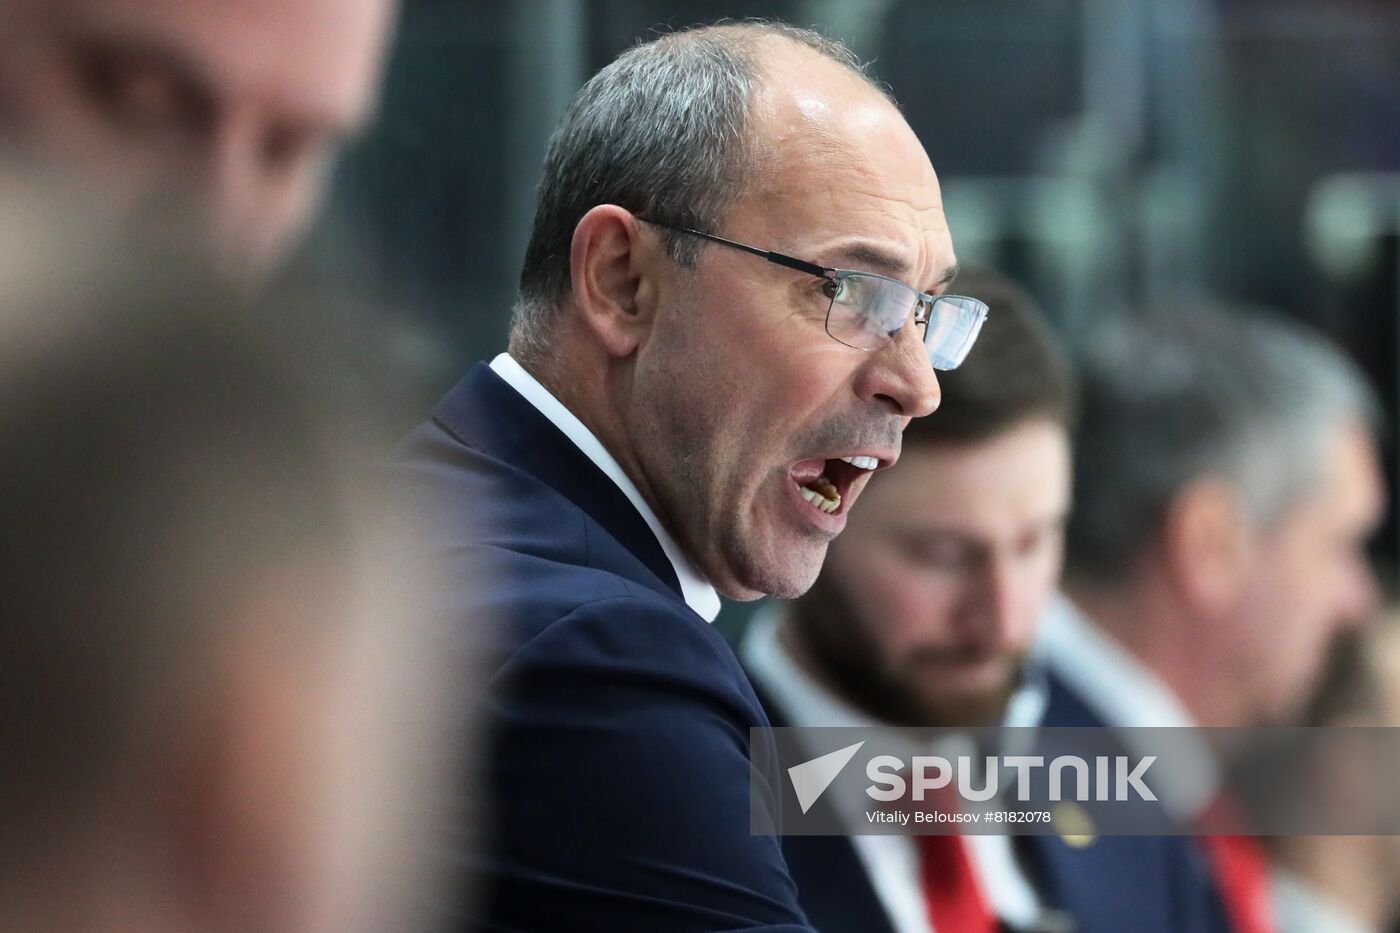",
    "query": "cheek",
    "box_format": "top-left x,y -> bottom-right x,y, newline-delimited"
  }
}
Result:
839,556 -> 959,653
719,299 -> 855,419
886,581 -> 961,647
776,343 -> 860,415
634,323 -> 724,440
1271,547 -> 1339,635
1026,544 -> 1065,604
1239,561 -> 1331,678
